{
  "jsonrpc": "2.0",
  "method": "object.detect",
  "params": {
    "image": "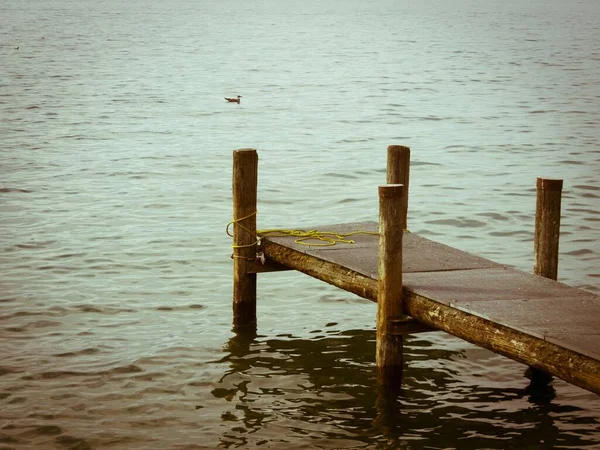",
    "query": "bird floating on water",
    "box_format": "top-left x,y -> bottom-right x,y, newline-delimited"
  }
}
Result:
225,95 -> 242,104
